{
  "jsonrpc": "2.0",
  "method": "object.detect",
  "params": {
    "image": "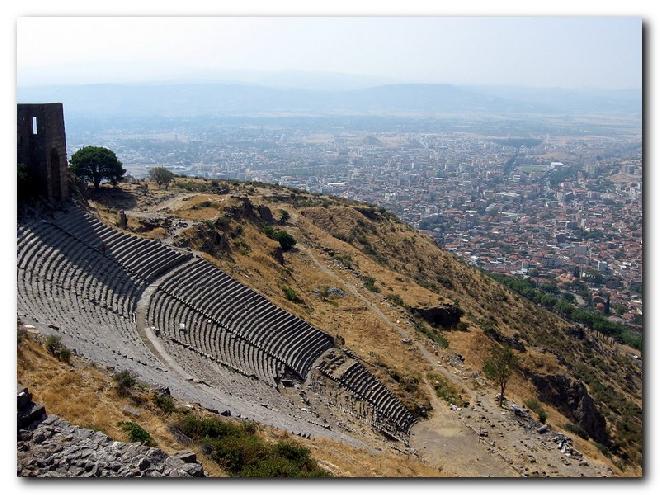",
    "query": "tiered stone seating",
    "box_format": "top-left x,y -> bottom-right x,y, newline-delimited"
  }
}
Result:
149,258 -> 334,381
49,208 -> 190,284
17,206 -> 417,438
315,349 -> 416,435
21,221 -> 150,318
17,267 -> 157,367
338,362 -> 416,435
17,208 -> 192,374
146,285 -> 284,386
